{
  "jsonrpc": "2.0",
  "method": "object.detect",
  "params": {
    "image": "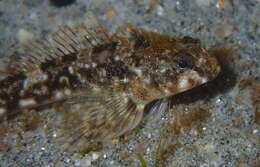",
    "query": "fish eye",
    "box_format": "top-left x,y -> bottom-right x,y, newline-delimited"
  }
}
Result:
172,50 -> 195,69
178,59 -> 188,68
